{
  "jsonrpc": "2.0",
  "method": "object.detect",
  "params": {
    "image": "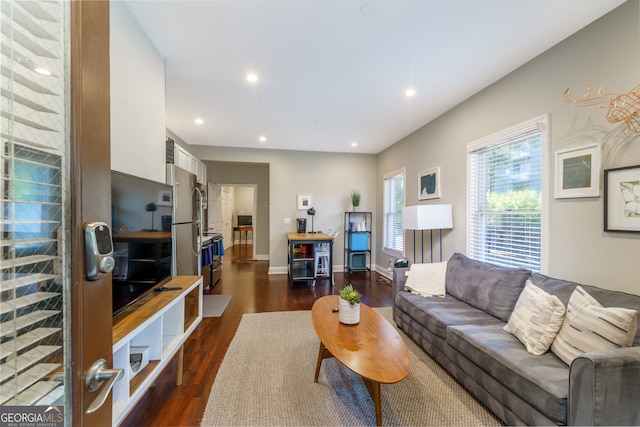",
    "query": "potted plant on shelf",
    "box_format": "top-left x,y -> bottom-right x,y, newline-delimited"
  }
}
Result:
338,284 -> 361,324
350,190 -> 361,211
